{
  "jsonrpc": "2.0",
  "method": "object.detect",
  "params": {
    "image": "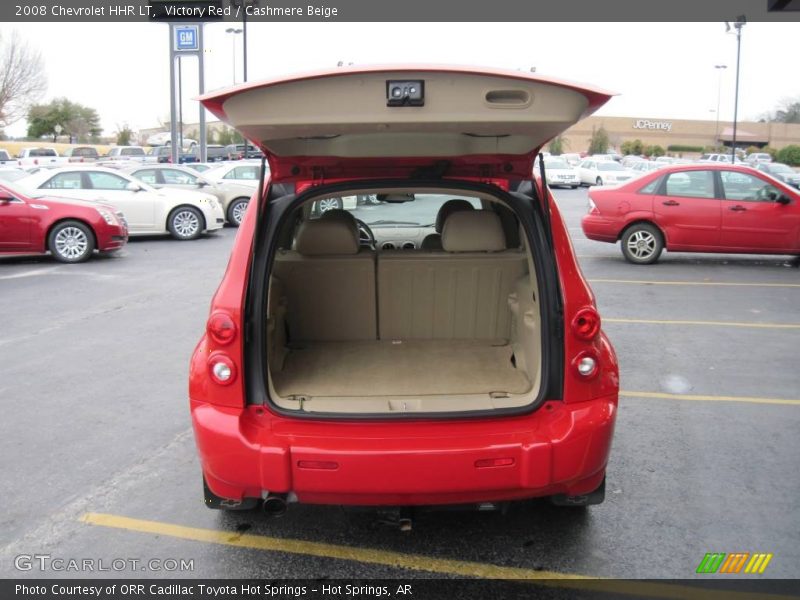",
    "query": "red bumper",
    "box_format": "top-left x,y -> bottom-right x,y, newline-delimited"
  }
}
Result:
191,396 -> 617,506
581,214 -> 619,243
96,222 -> 128,251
